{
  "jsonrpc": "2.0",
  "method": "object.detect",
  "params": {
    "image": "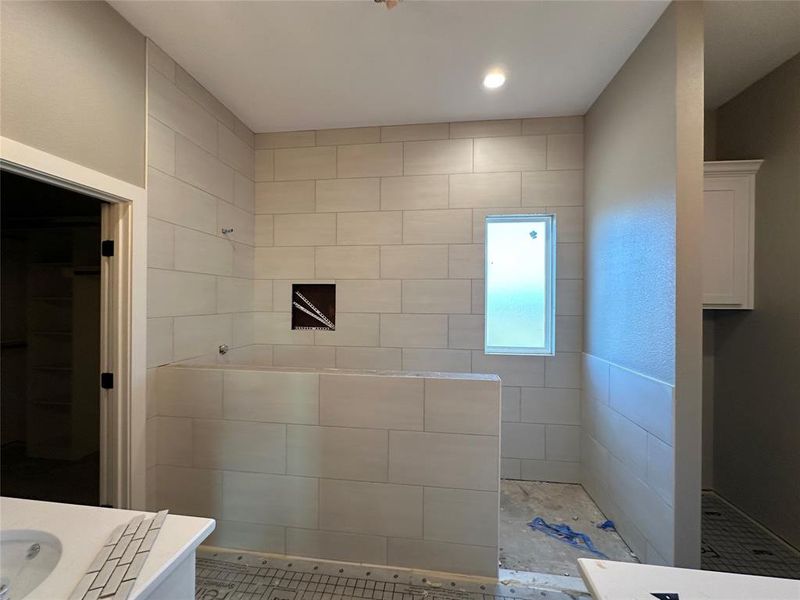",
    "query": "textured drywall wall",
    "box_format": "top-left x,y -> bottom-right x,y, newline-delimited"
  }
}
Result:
0,1 -> 146,185
713,53 -> 800,549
